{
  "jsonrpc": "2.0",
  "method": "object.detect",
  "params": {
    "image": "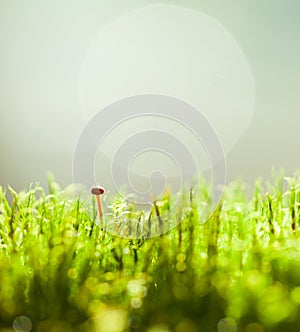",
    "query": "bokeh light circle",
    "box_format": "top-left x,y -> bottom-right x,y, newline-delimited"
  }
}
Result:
12,316 -> 32,332
217,317 -> 237,332
73,94 -> 226,238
